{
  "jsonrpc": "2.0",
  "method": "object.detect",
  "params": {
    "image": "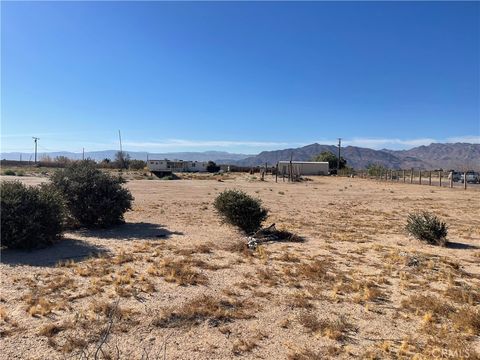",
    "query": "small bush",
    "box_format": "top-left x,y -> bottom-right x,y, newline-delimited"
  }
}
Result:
406,211 -> 448,246
214,189 -> 268,234
1,181 -> 65,249
129,159 -> 146,171
3,170 -> 15,176
51,161 -> 133,228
